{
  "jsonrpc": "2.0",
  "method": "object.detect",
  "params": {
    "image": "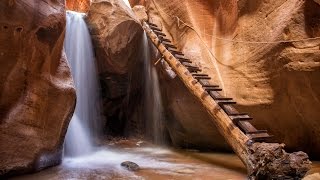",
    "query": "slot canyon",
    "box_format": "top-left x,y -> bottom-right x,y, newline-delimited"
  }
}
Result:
0,0 -> 320,179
